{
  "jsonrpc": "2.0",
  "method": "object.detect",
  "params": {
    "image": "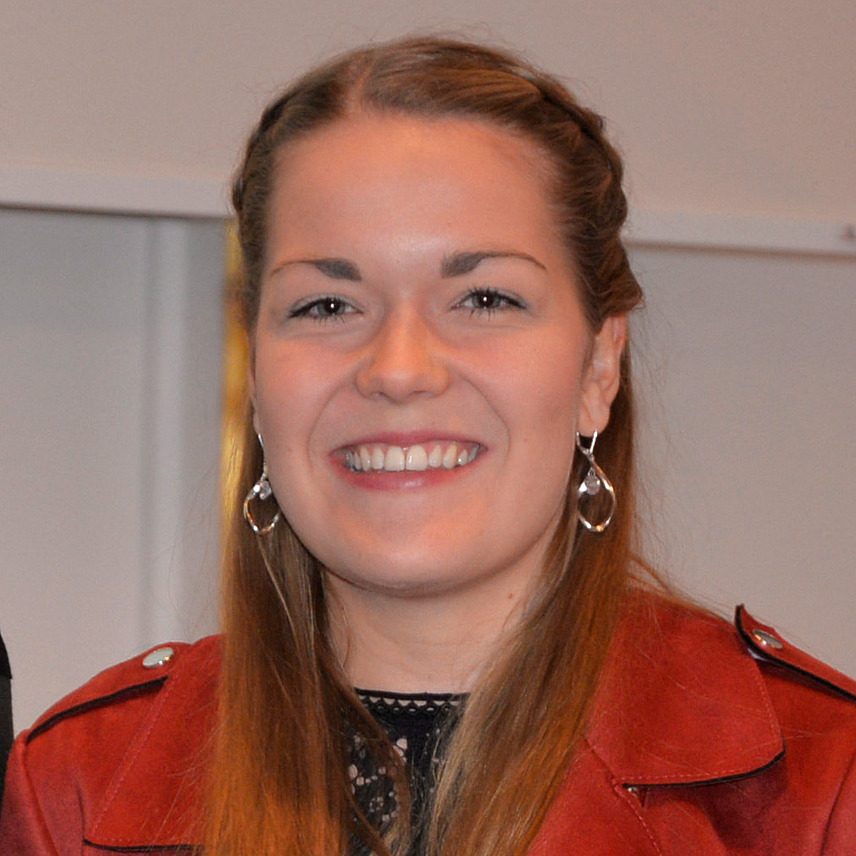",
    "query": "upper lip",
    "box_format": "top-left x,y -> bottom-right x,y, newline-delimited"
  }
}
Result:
335,431 -> 483,450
